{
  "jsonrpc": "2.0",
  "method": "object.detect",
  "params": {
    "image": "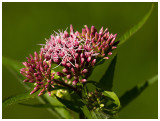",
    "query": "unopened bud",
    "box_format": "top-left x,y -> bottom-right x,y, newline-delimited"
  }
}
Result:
80,79 -> 87,83
72,80 -> 78,86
